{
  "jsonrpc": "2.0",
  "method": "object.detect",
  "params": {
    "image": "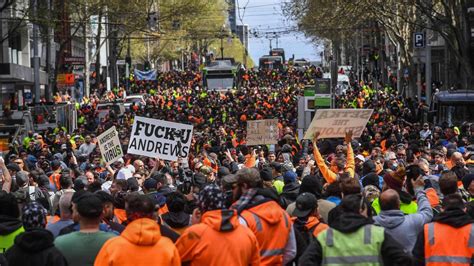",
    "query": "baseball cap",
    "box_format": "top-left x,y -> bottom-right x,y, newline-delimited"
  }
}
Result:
355,154 -> 365,162
293,193 -> 318,218
75,193 -> 104,218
